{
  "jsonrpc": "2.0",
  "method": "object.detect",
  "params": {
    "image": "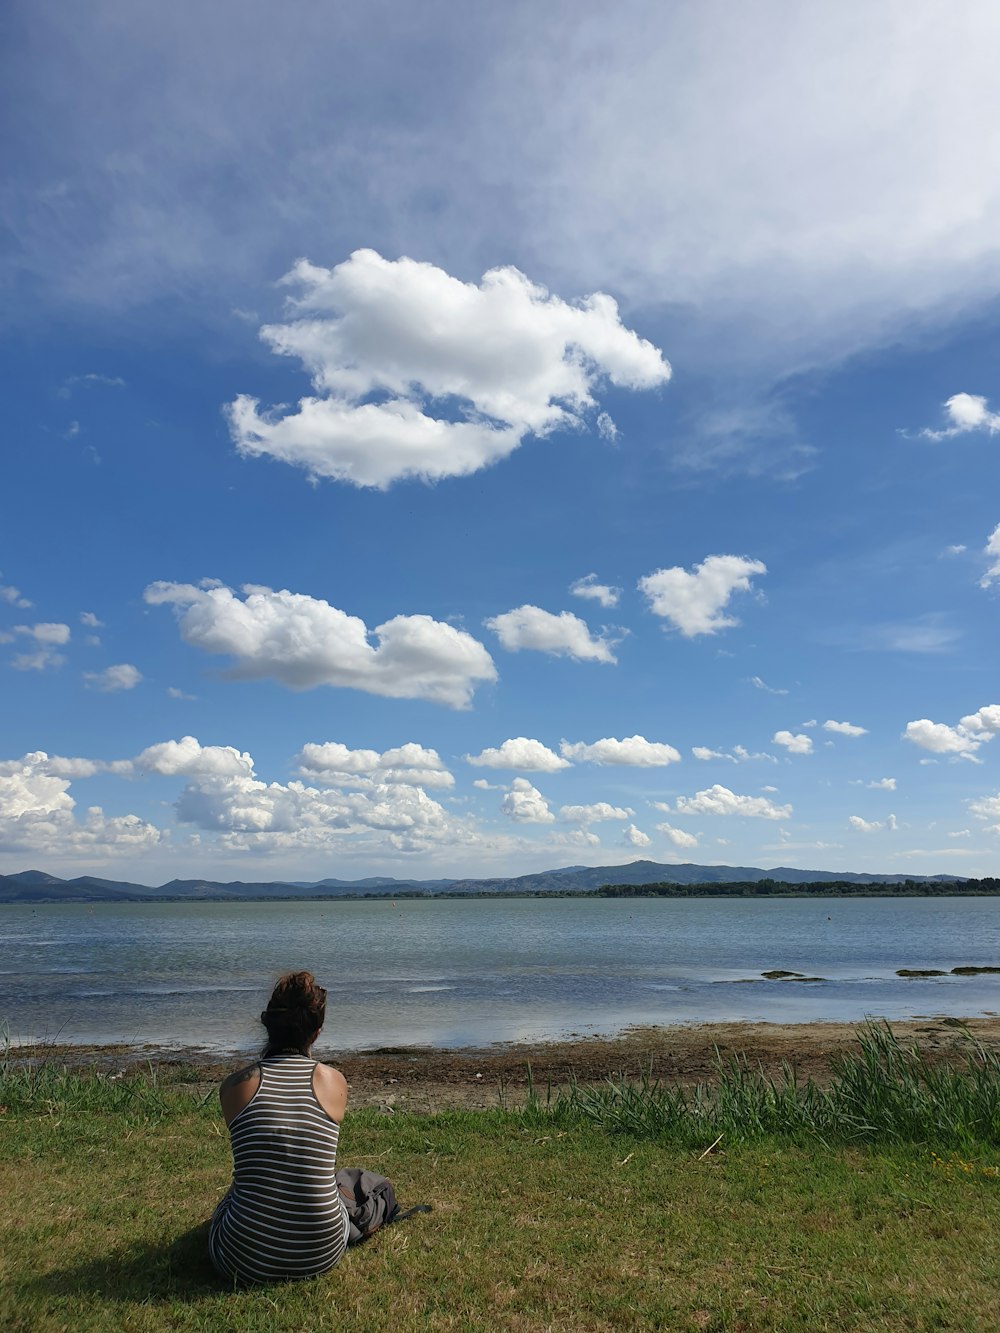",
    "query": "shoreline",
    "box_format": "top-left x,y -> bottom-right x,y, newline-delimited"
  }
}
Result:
10,1015 -> 1000,1112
